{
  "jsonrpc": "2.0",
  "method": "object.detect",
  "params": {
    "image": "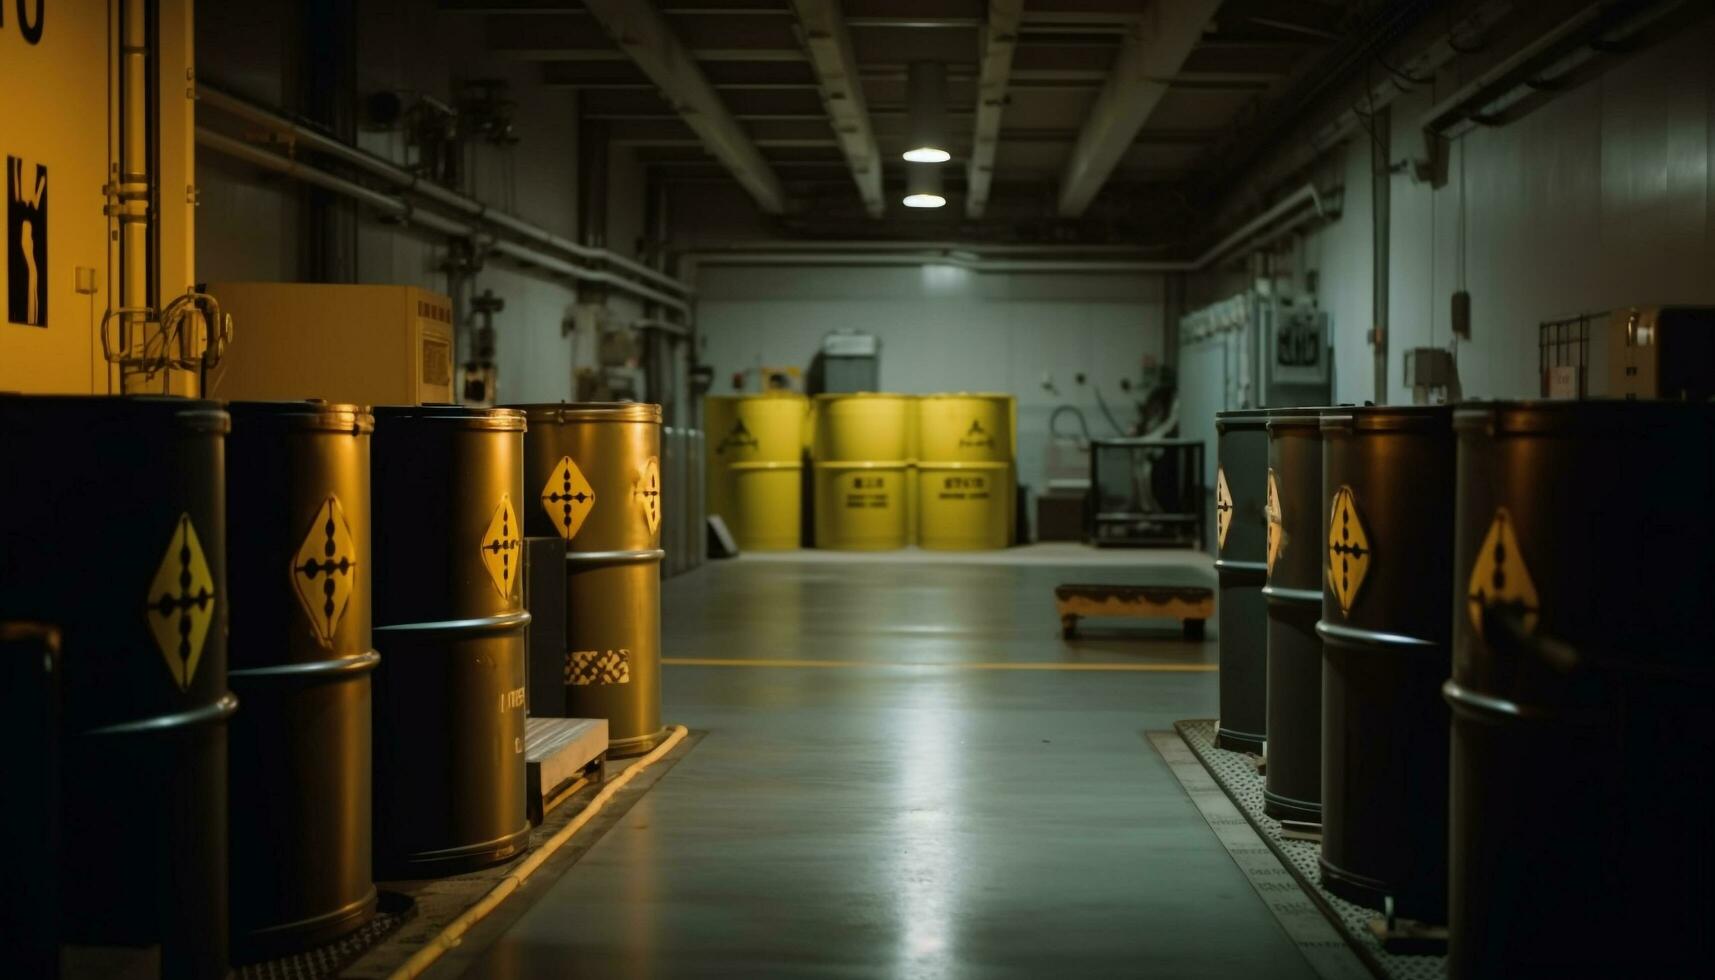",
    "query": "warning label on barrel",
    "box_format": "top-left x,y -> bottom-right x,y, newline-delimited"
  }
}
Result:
1265,469 -> 1284,575
480,495 -> 522,599
1466,507 -> 1538,638
541,456 -> 596,540
846,474 -> 890,509
958,419 -> 995,450
1326,486 -> 1370,617
146,513 -> 216,691
291,495 -> 357,646
636,457 -> 662,533
716,418 -> 759,456
1215,467 -> 1233,550
937,474 -> 989,500
568,648 -> 631,686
